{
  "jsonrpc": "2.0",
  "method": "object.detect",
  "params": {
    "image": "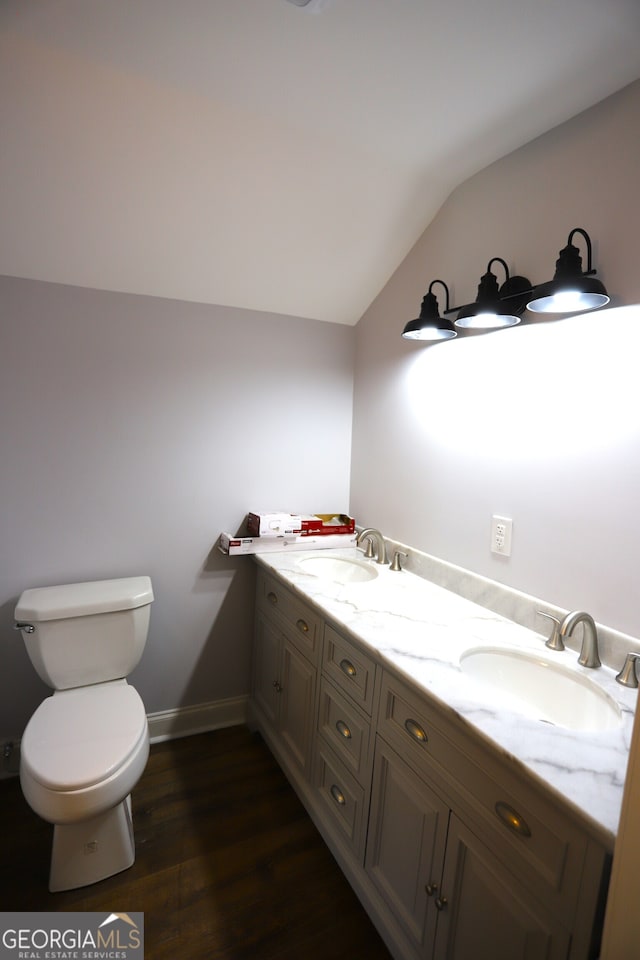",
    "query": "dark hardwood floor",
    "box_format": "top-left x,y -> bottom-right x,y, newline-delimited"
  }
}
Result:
0,726 -> 392,959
